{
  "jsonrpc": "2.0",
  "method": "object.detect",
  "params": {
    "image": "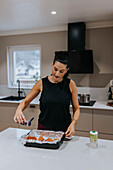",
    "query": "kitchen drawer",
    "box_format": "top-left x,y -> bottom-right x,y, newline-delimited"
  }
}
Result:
98,133 -> 113,140
75,130 -> 90,138
93,109 -> 113,134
